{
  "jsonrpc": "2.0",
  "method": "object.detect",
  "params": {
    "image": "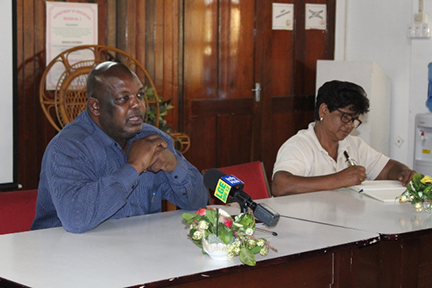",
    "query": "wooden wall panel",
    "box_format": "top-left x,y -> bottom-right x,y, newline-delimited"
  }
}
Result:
160,0 -> 179,131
